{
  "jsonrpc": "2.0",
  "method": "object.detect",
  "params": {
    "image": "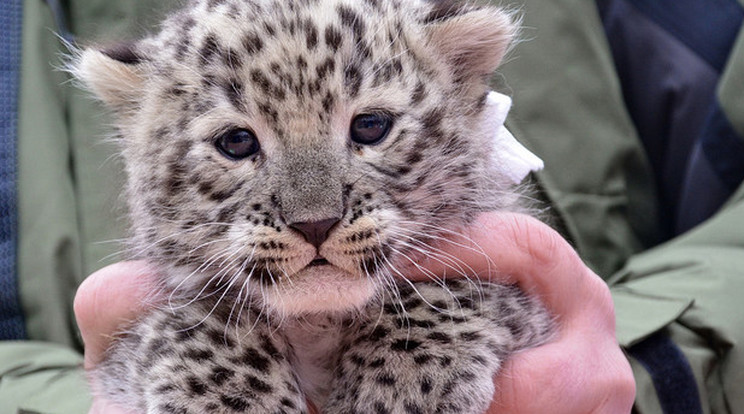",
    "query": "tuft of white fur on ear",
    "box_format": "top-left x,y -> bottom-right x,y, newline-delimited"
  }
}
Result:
426,6 -> 518,79
73,48 -> 146,109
